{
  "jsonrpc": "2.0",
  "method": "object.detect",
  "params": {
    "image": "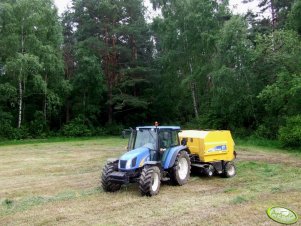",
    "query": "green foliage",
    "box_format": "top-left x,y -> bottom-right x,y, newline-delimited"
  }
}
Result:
204,16 -> 259,133
61,118 -> 123,137
152,0 -> 227,121
287,0 -> 301,34
279,115 -> 301,148
0,0 -> 64,137
69,0 -> 153,125
10,126 -> 30,140
254,123 -> 278,139
62,116 -> 93,137
0,0 -> 301,141
29,111 -> 48,138
104,123 -> 124,136
0,111 -> 14,139
258,71 -> 301,138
